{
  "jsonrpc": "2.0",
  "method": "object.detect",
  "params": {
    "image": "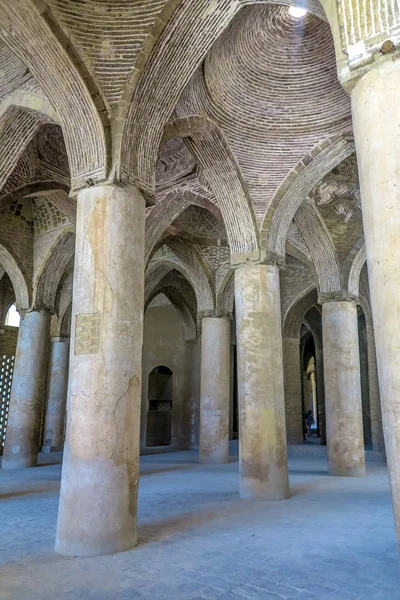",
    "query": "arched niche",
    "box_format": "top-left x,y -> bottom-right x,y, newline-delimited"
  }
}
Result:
146,365 -> 173,447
